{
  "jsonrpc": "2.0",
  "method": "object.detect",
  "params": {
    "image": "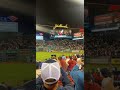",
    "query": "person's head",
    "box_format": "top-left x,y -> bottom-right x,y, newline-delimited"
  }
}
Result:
66,56 -> 68,58
41,59 -> 60,90
77,58 -> 84,65
58,56 -> 62,61
51,55 -> 56,59
62,56 -> 66,60
100,68 -> 110,78
77,54 -> 80,58
77,58 -> 84,70
69,56 -> 73,60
